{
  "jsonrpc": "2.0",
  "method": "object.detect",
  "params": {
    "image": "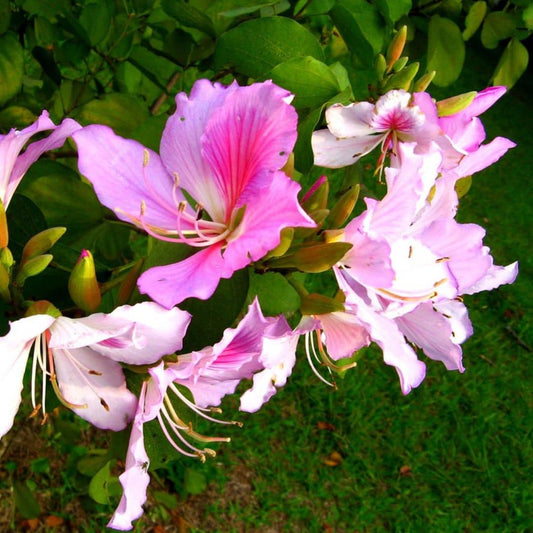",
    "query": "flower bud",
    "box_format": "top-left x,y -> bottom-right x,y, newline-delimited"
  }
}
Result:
374,54 -> 387,80
21,227 -> 66,264
25,300 -> 61,318
386,26 -> 408,72
15,254 -> 53,286
301,293 -> 345,315
267,242 -> 352,273
281,152 -> 295,178
301,176 -> 329,213
436,91 -> 477,117
412,70 -> 436,92
68,249 -> 101,313
383,62 -> 419,91
328,185 -> 360,228
392,56 -> 409,73
0,261 -> 10,302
